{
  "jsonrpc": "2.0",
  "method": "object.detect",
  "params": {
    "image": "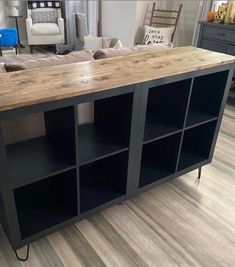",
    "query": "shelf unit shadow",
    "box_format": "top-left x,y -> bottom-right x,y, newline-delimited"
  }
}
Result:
80,152 -> 128,213
144,79 -> 191,142
14,169 -> 78,239
77,93 -> 133,166
186,71 -> 229,127
4,107 -> 76,188
139,133 -> 181,188
178,121 -> 217,171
